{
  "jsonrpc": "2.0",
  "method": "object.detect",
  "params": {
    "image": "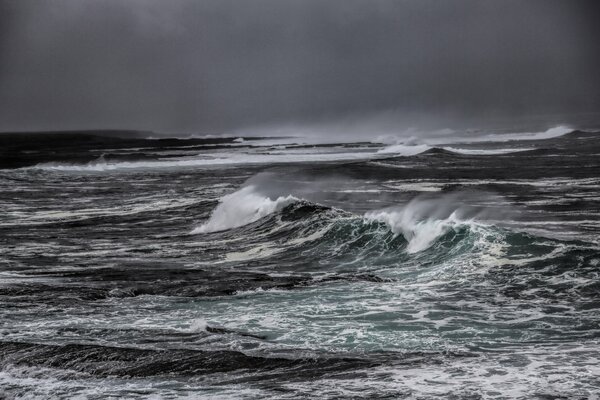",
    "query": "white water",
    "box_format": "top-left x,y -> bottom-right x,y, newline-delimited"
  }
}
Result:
374,125 -> 571,156
377,144 -> 534,156
365,196 -> 483,253
30,150 -> 374,171
377,143 -> 431,156
366,209 -> 466,253
443,147 -> 534,155
191,186 -> 297,233
481,125 -> 572,142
